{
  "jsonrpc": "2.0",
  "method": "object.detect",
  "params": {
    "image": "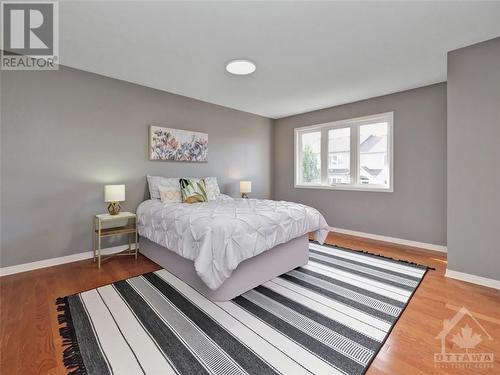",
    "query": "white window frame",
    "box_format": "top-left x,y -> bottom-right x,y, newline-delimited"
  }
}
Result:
294,112 -> 394,192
